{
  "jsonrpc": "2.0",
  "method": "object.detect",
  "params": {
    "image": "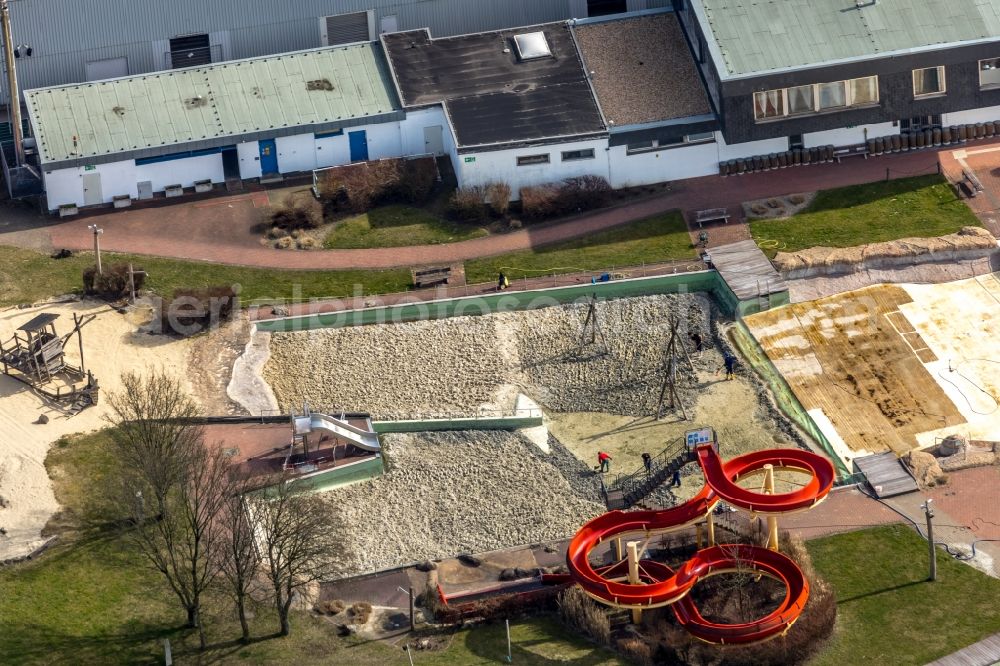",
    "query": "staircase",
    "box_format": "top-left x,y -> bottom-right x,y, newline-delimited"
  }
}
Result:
601,438 -> 692,510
